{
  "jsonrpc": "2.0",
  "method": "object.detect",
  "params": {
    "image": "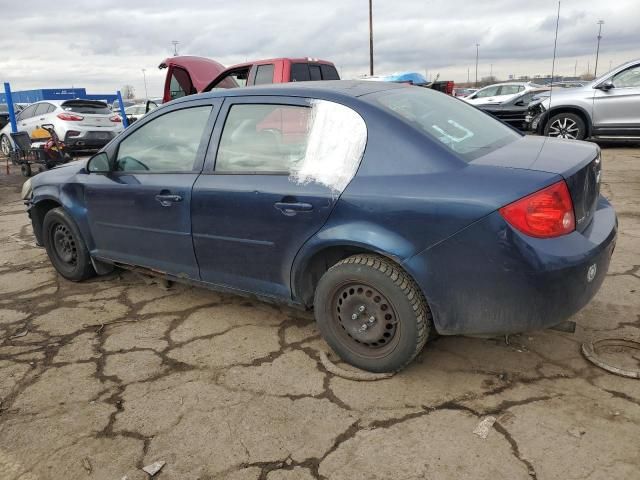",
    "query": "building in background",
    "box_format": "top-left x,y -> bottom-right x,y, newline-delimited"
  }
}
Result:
0,88 -> 117,105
